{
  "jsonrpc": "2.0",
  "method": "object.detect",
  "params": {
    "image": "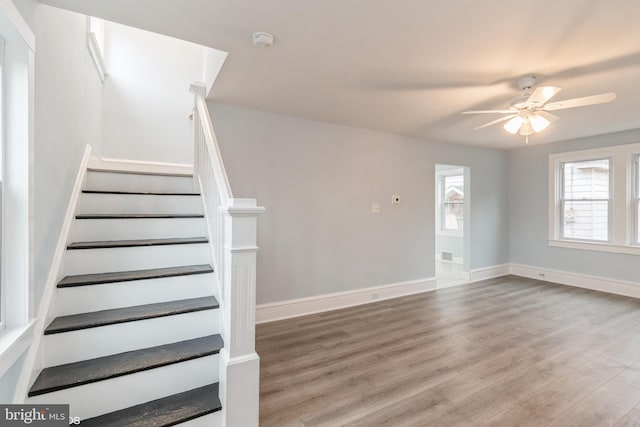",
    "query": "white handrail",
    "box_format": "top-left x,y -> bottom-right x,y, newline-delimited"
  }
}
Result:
190,82 -> 263,427
190,83 -> 232,204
